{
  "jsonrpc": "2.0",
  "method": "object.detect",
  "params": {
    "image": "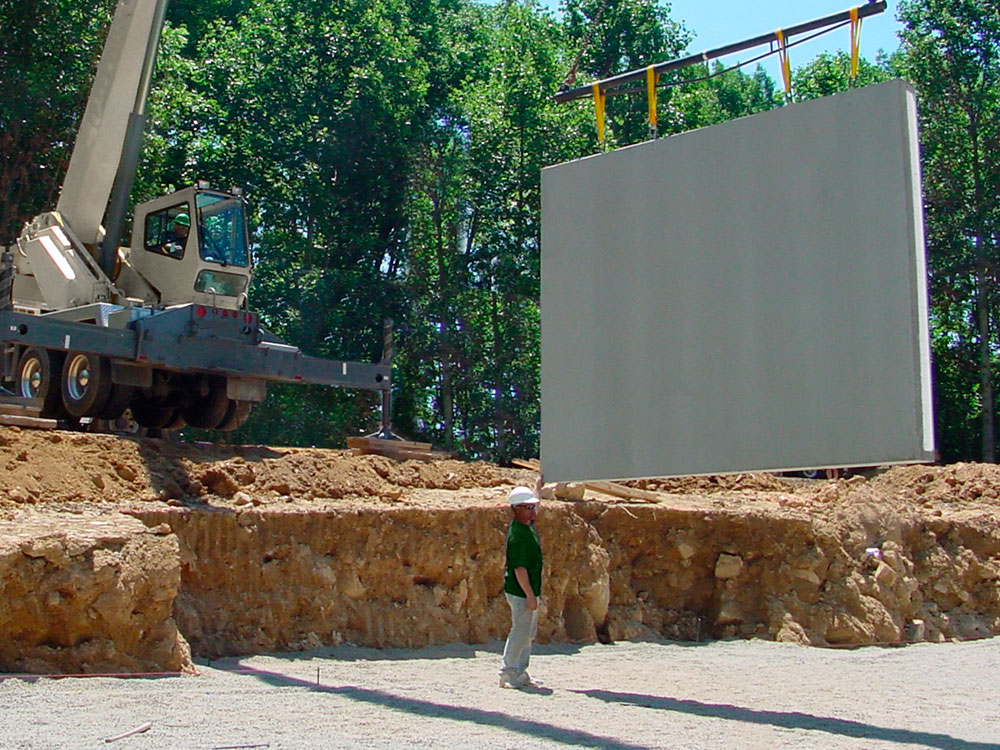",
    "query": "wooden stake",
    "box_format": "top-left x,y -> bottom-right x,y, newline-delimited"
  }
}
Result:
583,480 -> 661,503
104,723 -> 152,742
